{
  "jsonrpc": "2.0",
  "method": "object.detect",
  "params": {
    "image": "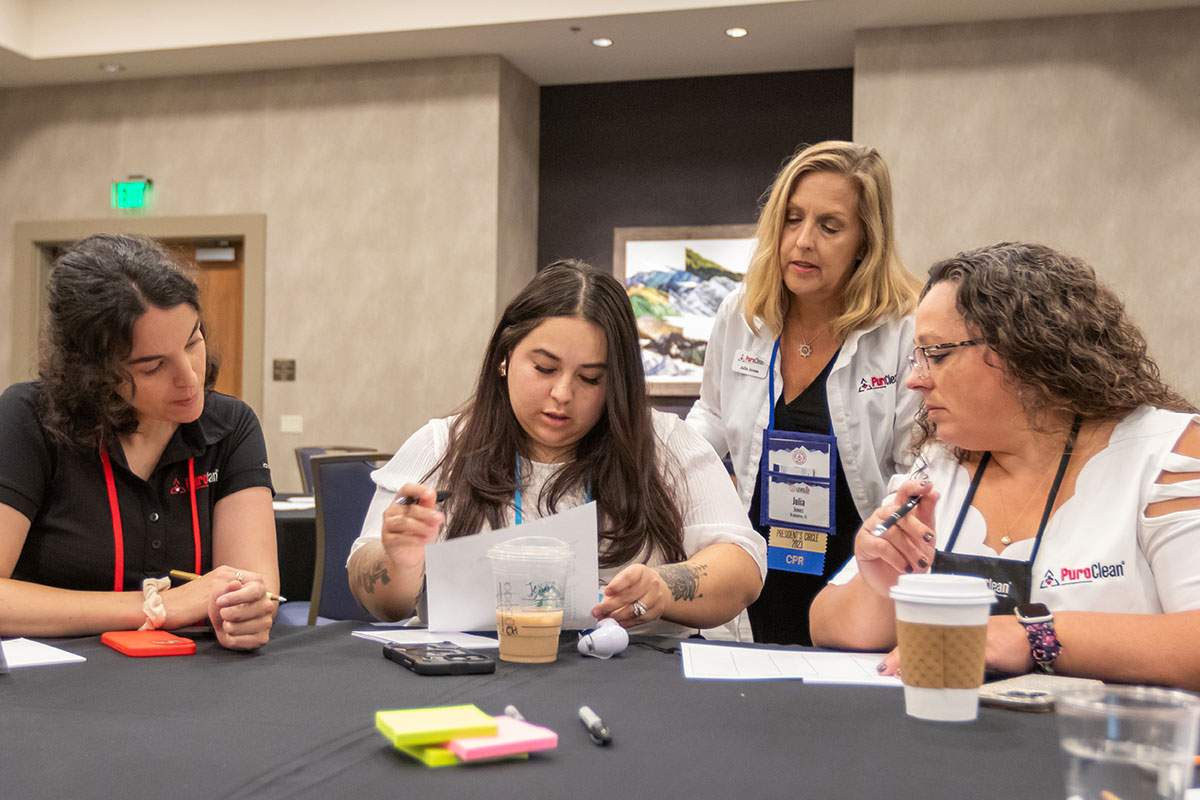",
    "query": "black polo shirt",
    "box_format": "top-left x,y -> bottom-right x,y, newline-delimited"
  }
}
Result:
0,382 -> 274,591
